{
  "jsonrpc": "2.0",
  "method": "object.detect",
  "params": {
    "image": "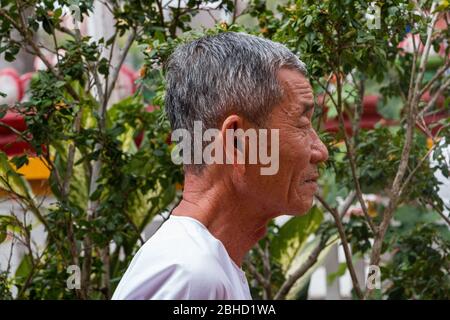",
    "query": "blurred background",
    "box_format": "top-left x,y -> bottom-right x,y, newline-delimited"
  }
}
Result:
0,0 -> 449,300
